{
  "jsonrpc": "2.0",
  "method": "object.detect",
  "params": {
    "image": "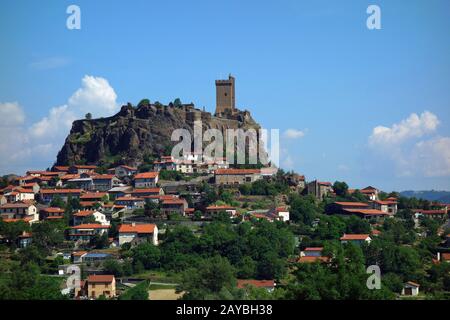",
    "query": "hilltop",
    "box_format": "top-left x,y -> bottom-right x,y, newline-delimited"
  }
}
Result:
54,101 -> 261,168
